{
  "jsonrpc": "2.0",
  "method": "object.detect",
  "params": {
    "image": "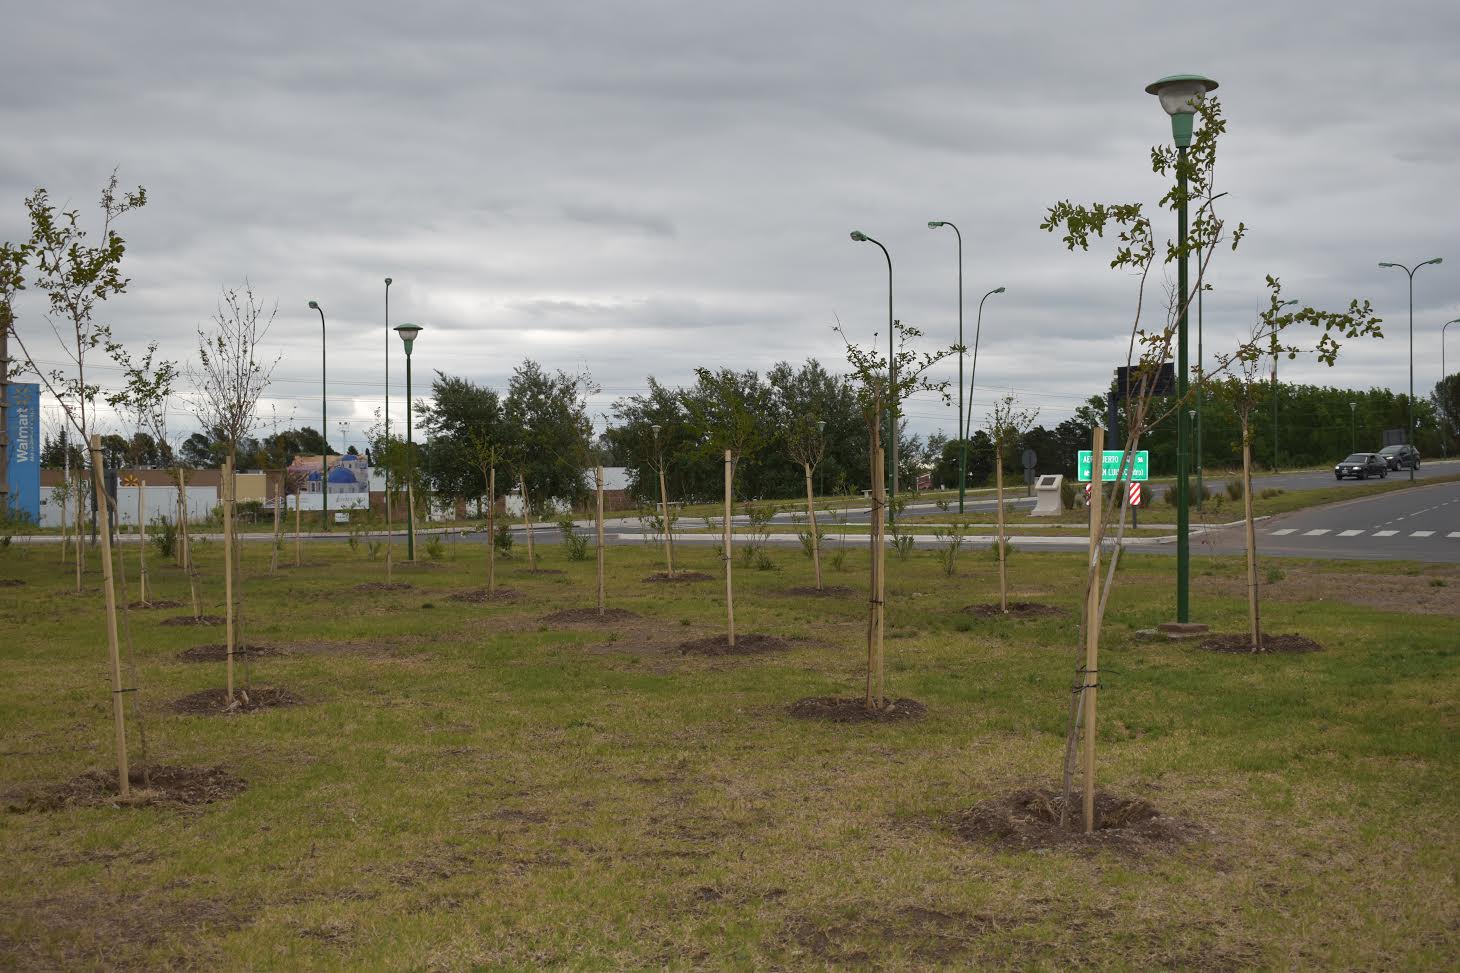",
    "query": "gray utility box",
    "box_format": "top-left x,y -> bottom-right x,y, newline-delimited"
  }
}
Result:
1032,474 -> 1065,517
